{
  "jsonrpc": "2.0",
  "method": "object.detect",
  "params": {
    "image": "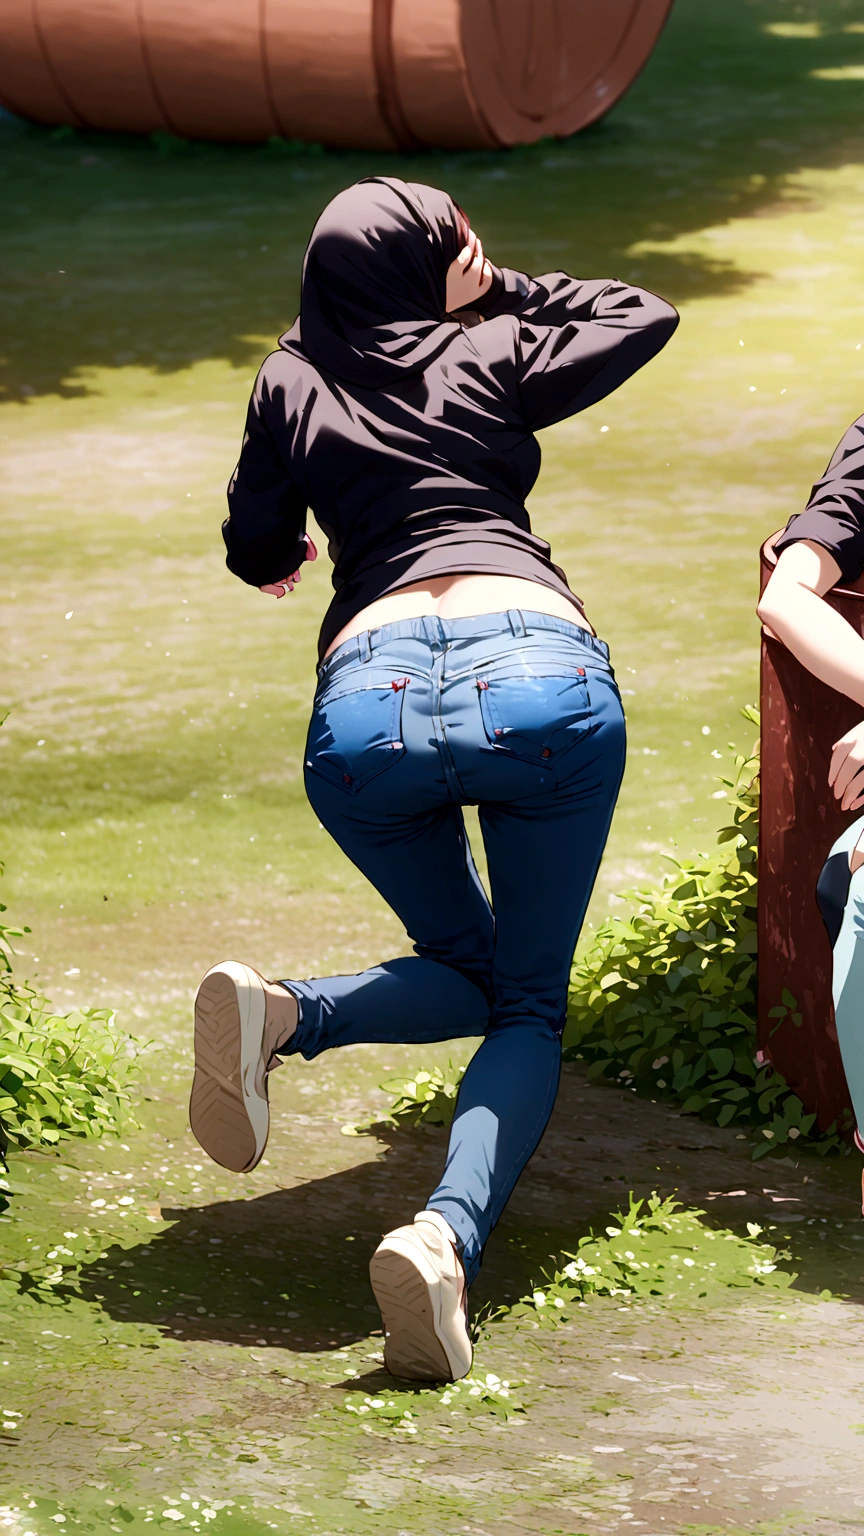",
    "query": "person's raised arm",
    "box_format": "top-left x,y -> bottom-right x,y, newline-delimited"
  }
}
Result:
509,278 -> 679,431
758,542 -> 864,811
477,265 -> 676,330
757,415 -> 864,809
757,541 -> 864,702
